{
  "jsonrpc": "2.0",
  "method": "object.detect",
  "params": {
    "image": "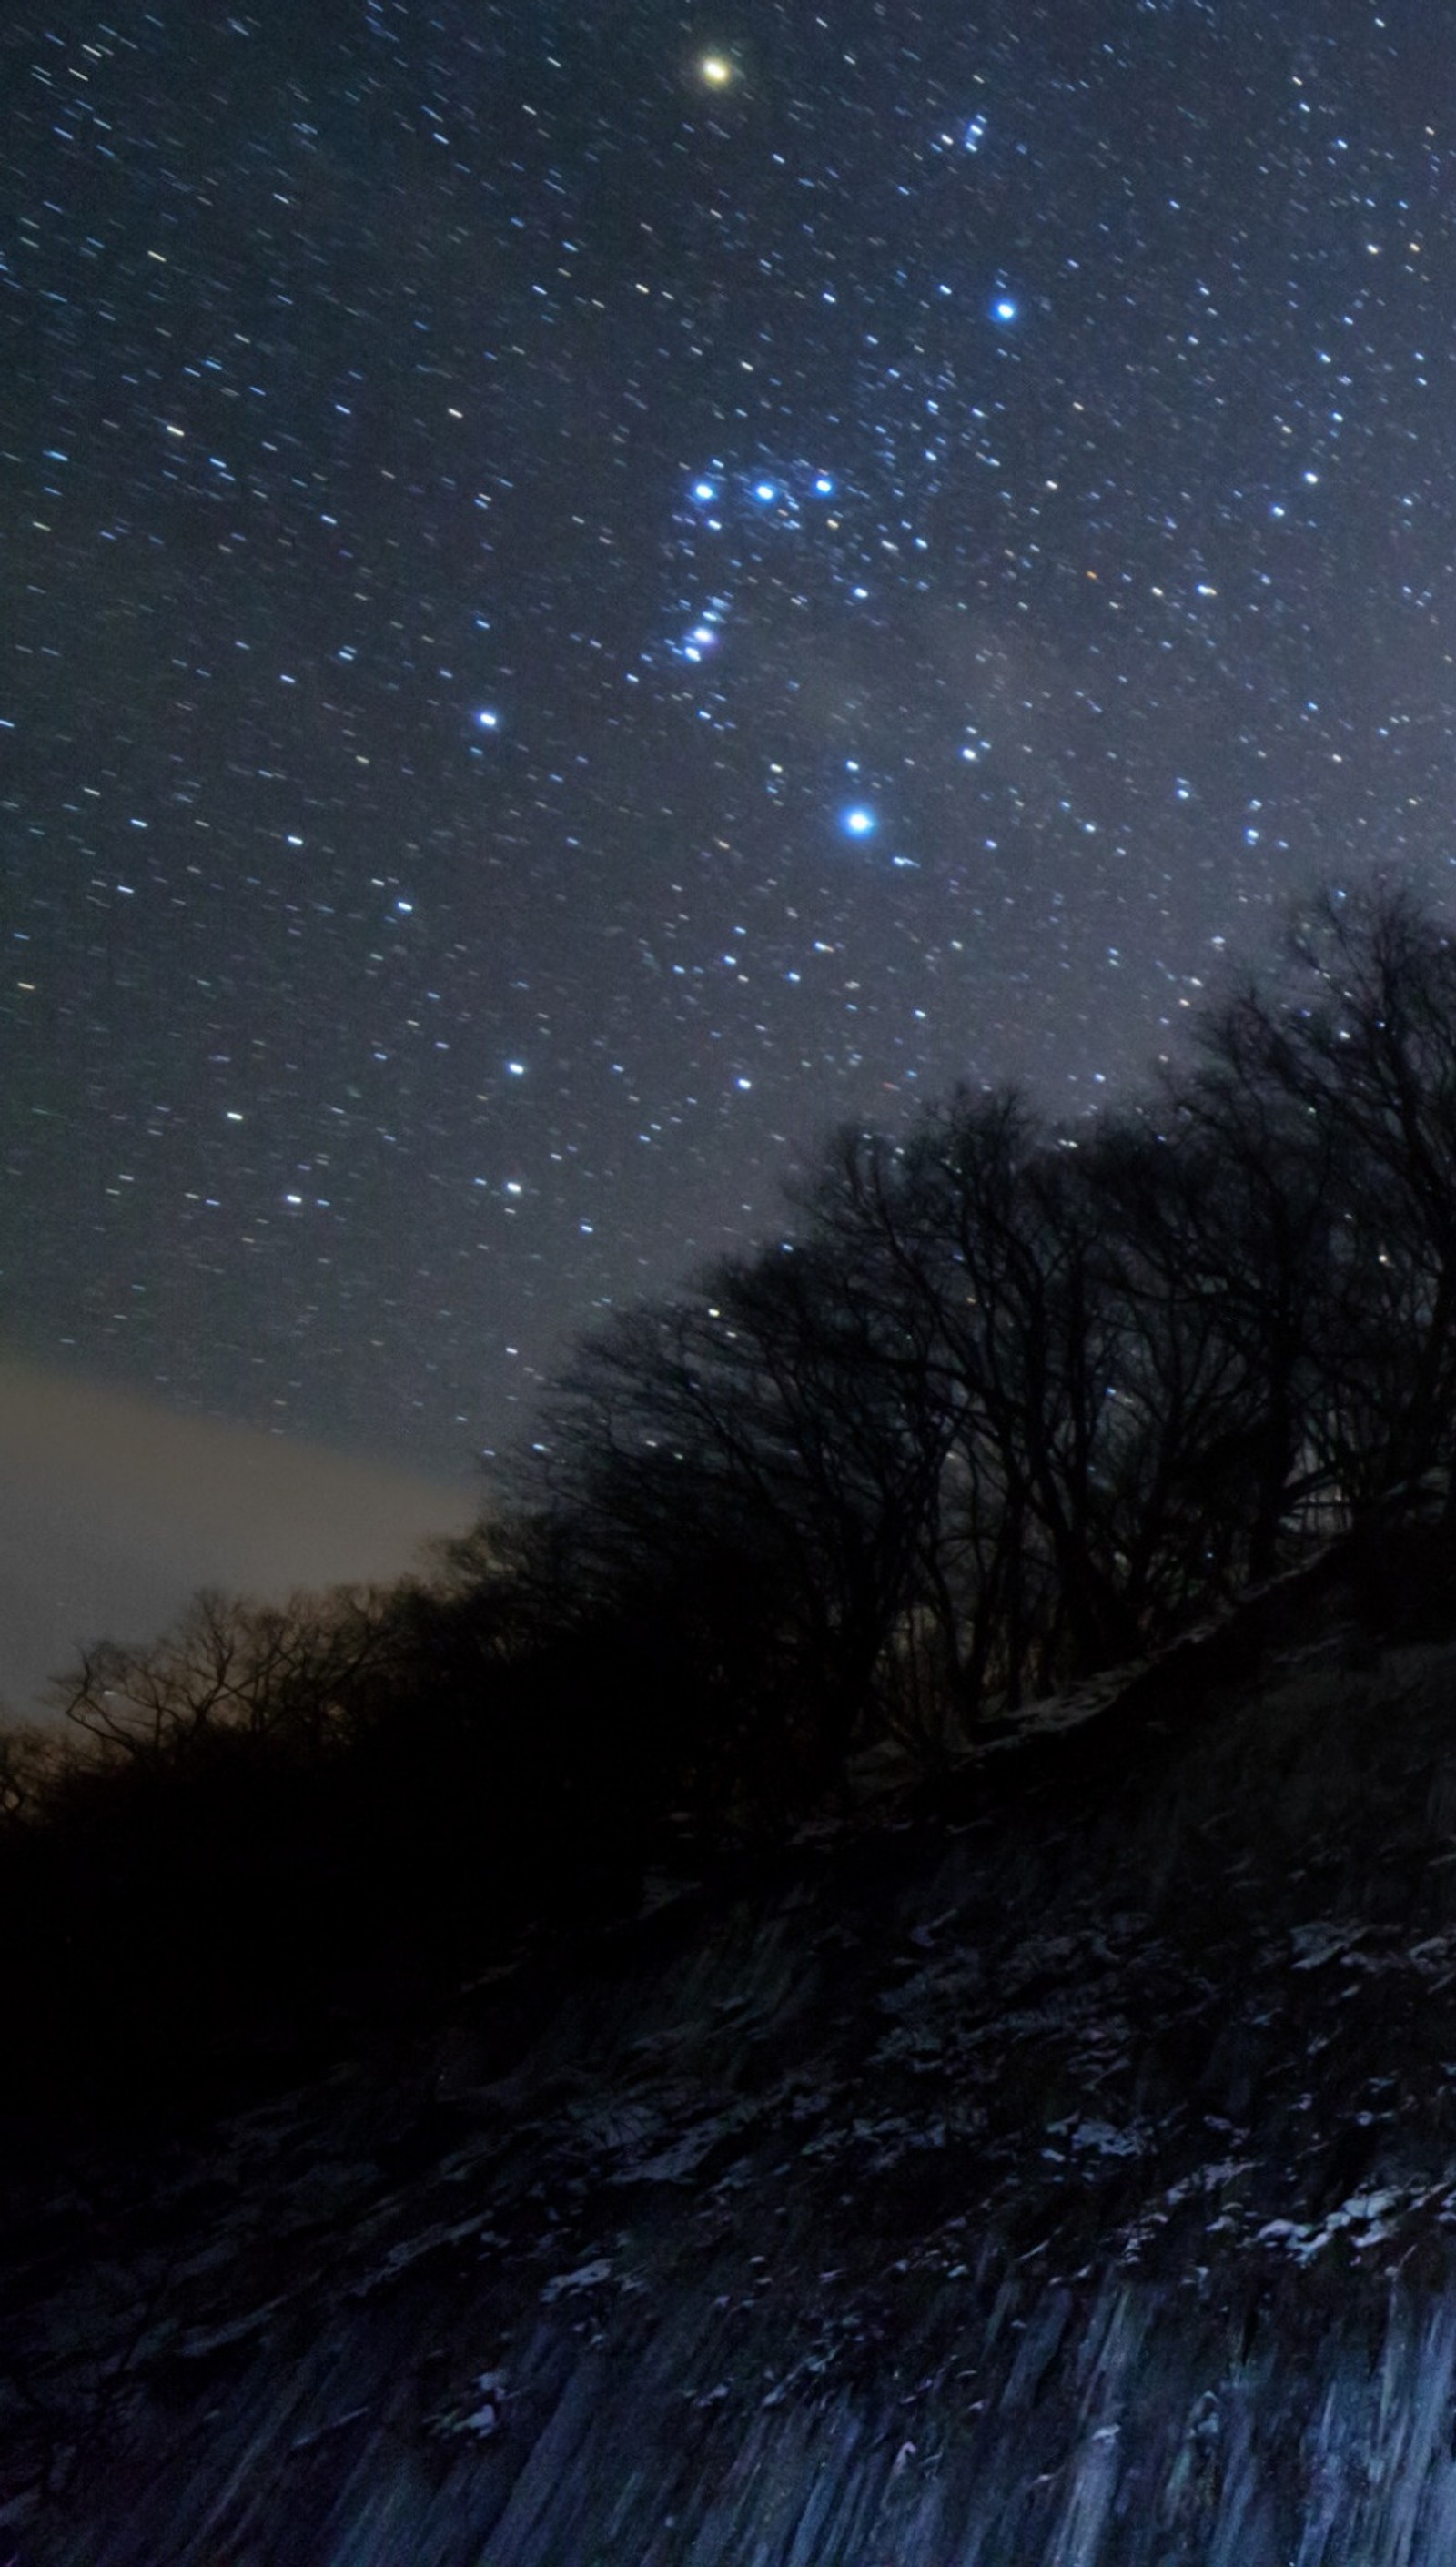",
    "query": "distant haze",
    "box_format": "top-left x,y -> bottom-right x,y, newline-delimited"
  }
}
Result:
0,1362 -> 479,1722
